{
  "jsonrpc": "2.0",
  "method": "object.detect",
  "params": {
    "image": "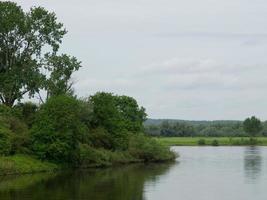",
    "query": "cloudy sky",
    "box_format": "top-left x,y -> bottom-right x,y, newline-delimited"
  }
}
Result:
14,0 -> 267,120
